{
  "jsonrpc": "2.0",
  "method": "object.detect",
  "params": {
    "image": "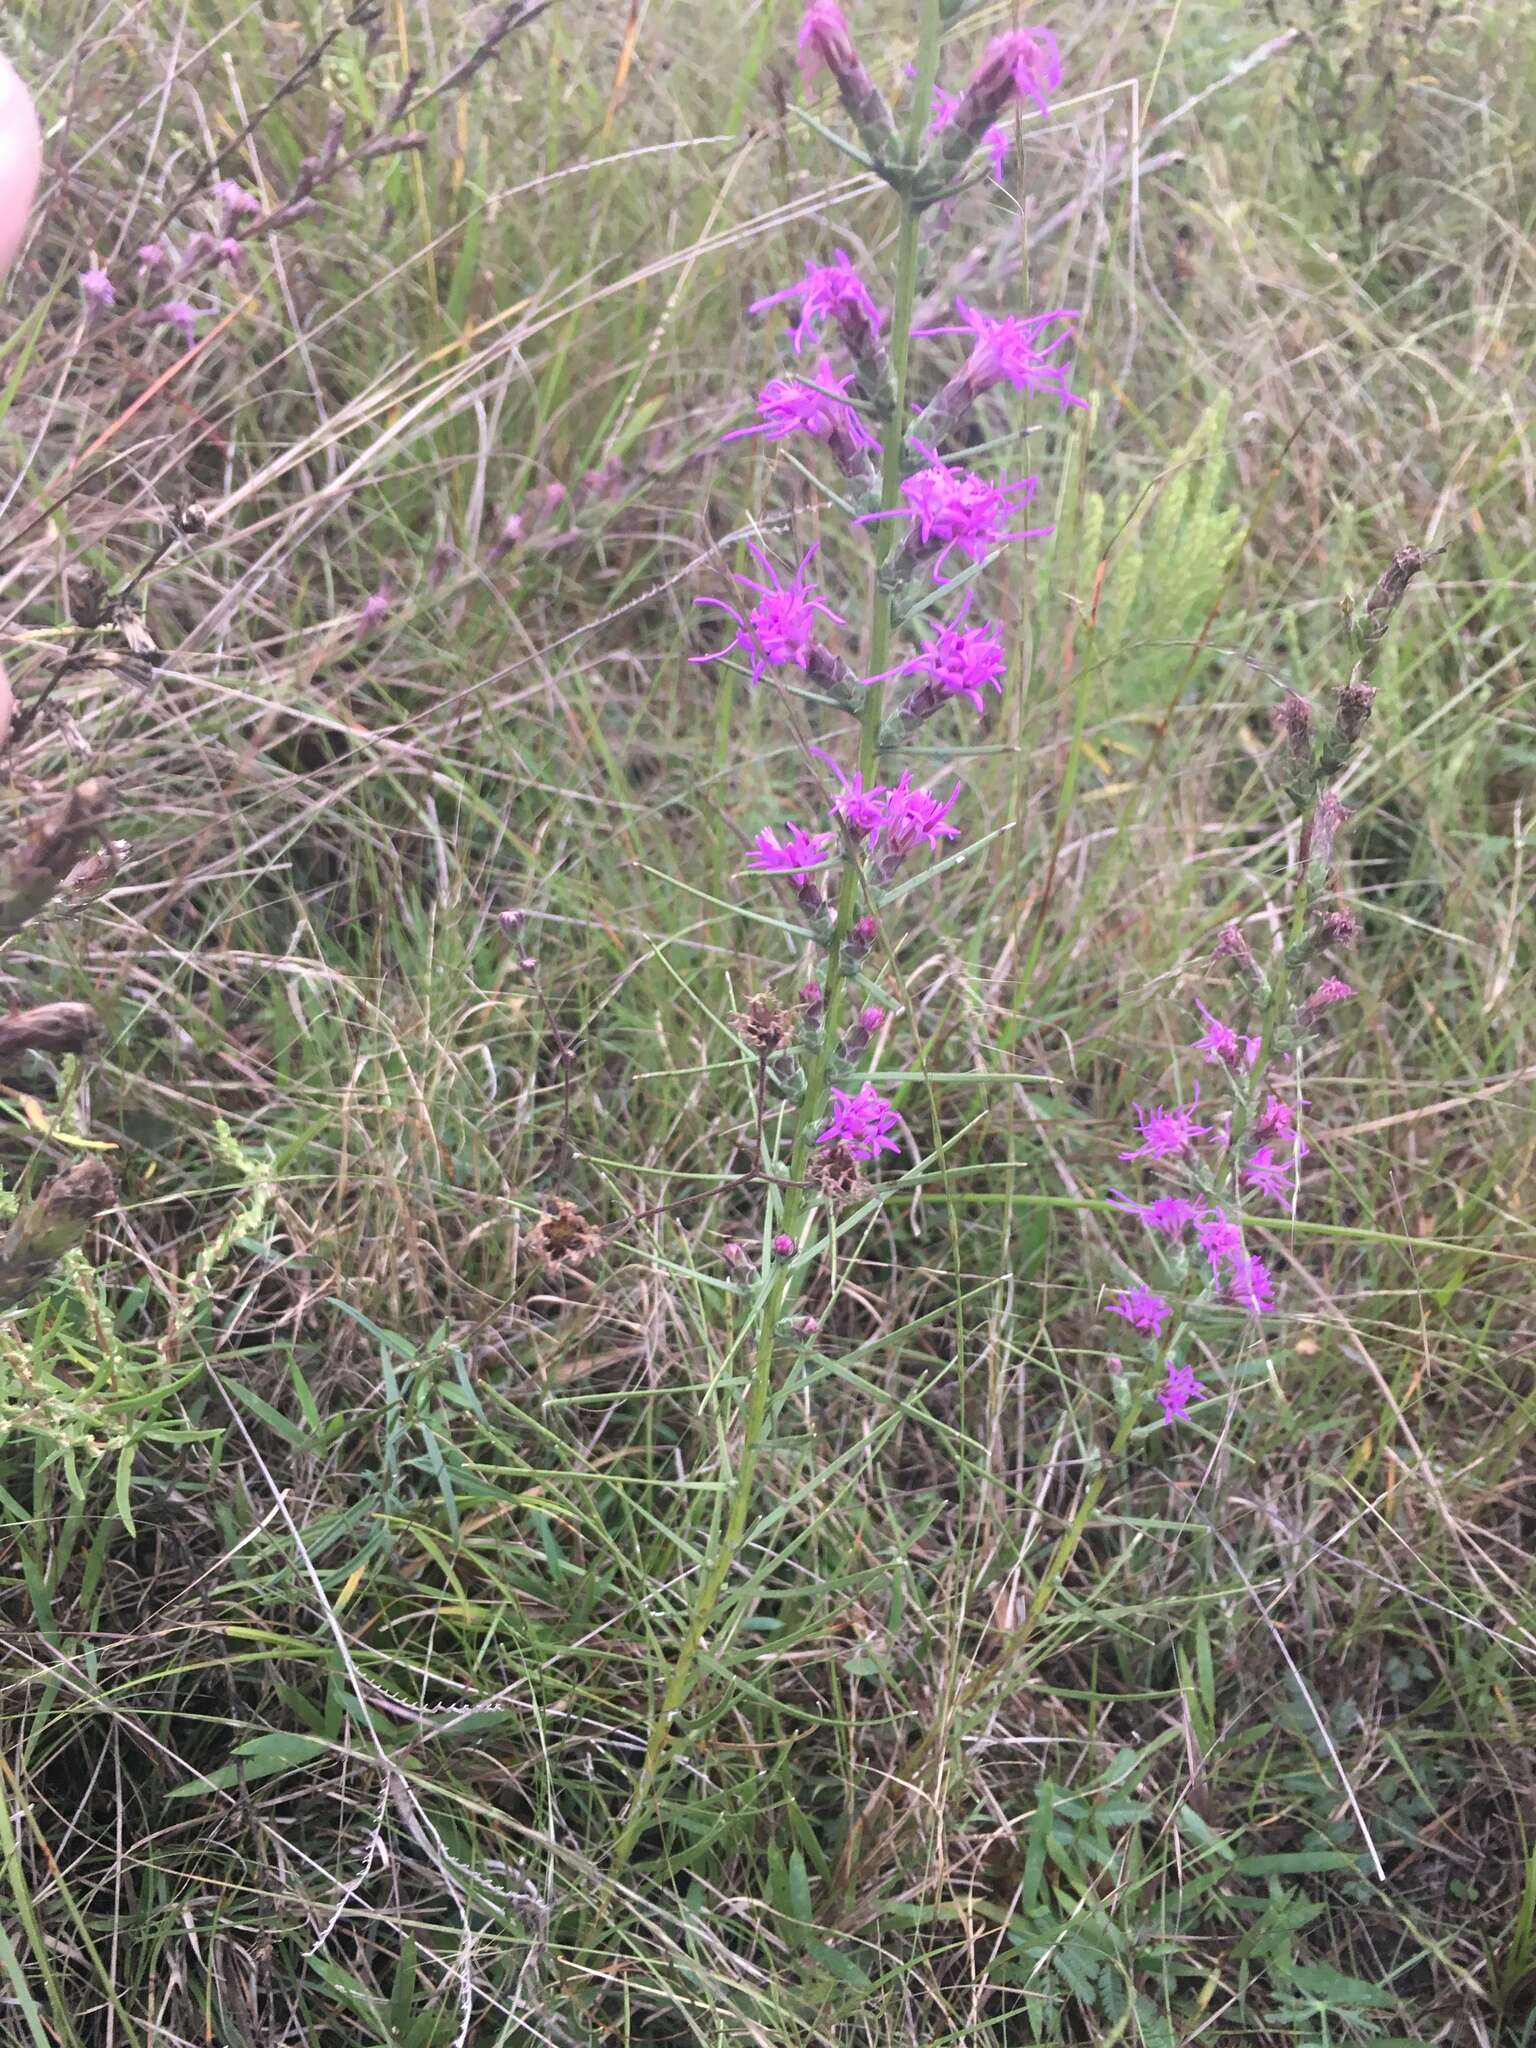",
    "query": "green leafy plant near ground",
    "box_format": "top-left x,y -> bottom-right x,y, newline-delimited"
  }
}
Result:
0,1 -> 1530,2043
